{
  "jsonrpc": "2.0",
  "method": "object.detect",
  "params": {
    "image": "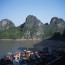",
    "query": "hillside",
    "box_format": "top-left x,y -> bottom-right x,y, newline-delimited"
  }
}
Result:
19,15 -> 44,39
0,15 -> 65,40
0,19 -> 21,39
0,19 -> 15,30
